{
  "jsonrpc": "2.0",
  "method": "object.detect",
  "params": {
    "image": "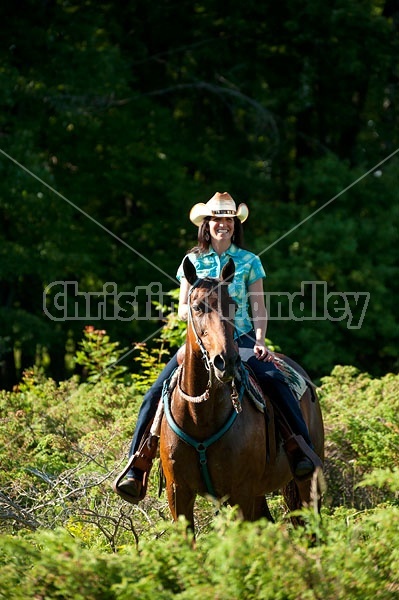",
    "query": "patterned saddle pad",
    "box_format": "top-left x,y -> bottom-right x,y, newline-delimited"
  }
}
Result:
238,348 -> 308,402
